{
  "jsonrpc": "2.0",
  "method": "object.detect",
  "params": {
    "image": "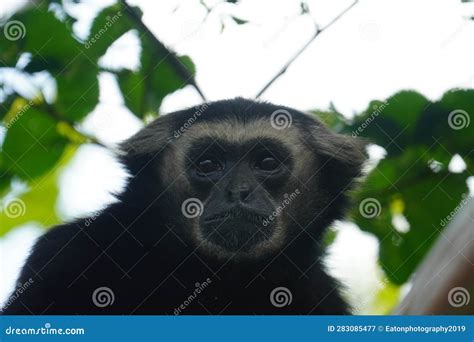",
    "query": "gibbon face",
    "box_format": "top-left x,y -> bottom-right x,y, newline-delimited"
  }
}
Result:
165,118 -> 312,258
122,98 -> 366,260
